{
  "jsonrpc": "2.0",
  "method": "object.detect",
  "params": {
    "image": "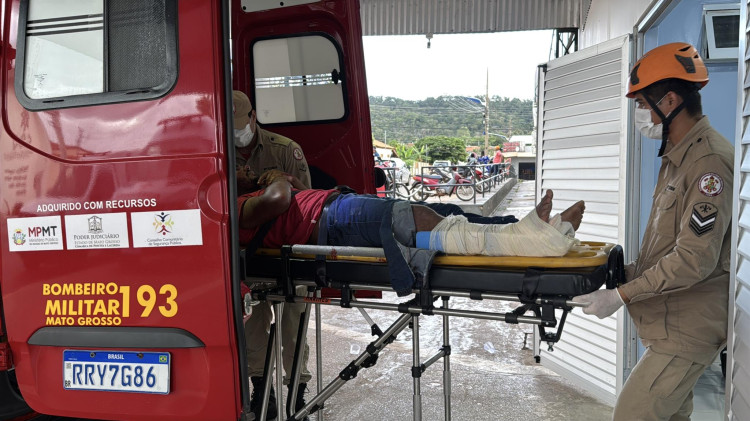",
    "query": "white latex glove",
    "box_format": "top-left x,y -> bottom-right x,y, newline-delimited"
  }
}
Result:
572,289 -> 624,319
